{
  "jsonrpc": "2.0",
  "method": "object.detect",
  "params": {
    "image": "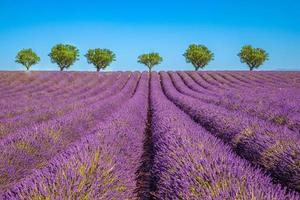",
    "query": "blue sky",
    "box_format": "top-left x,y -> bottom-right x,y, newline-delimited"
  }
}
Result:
0,0 -> 299,71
